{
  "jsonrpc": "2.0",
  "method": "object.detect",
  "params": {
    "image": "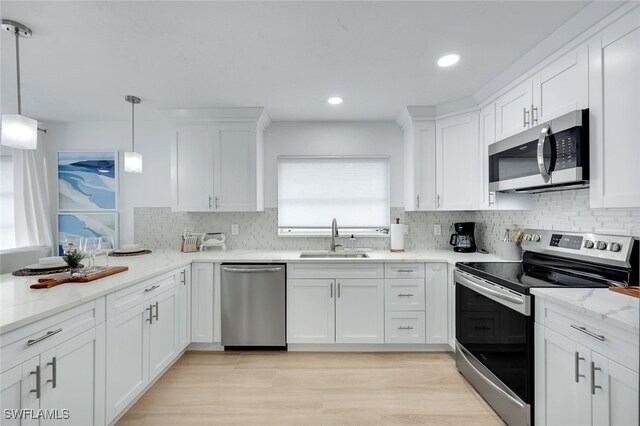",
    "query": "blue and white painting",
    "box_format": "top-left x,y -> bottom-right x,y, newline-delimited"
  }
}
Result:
58,213 -> 118,255
58,151 -> 117,210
